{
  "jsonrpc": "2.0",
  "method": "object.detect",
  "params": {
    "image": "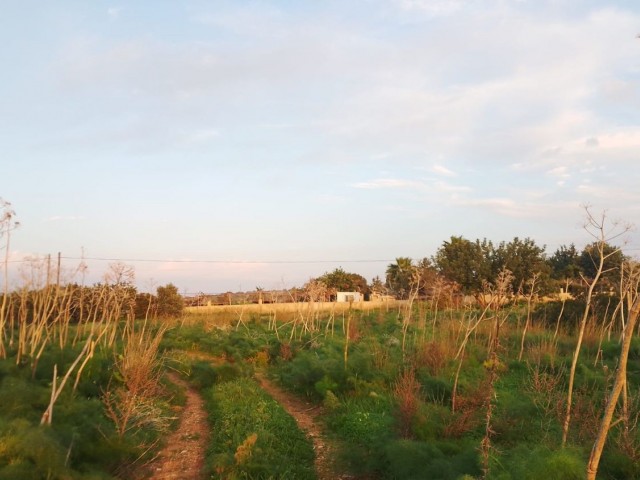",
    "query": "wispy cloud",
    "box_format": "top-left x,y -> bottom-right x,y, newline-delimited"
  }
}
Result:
431,164 -> 456,177
433,181 -> 470,193
351,178 -> 423,189
182,128 -> 220,144
107,7 -> 121,19
395,0 -> 466,16
45,215 -> 85,222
